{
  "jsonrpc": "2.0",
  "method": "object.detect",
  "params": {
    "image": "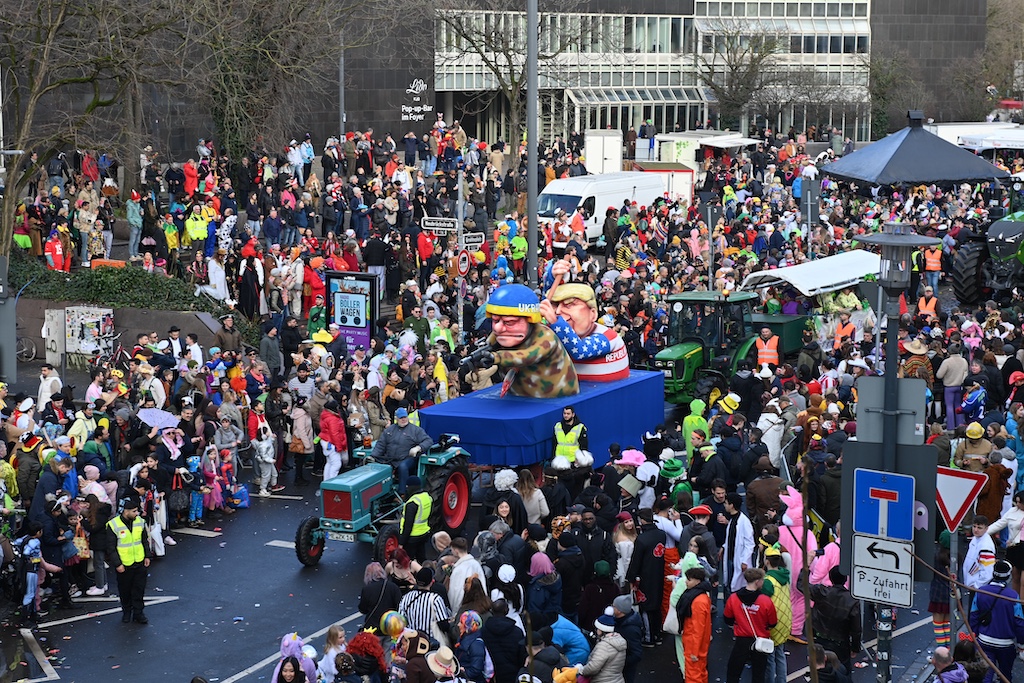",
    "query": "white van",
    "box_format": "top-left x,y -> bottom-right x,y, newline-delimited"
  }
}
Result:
538,172 -> 665,249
